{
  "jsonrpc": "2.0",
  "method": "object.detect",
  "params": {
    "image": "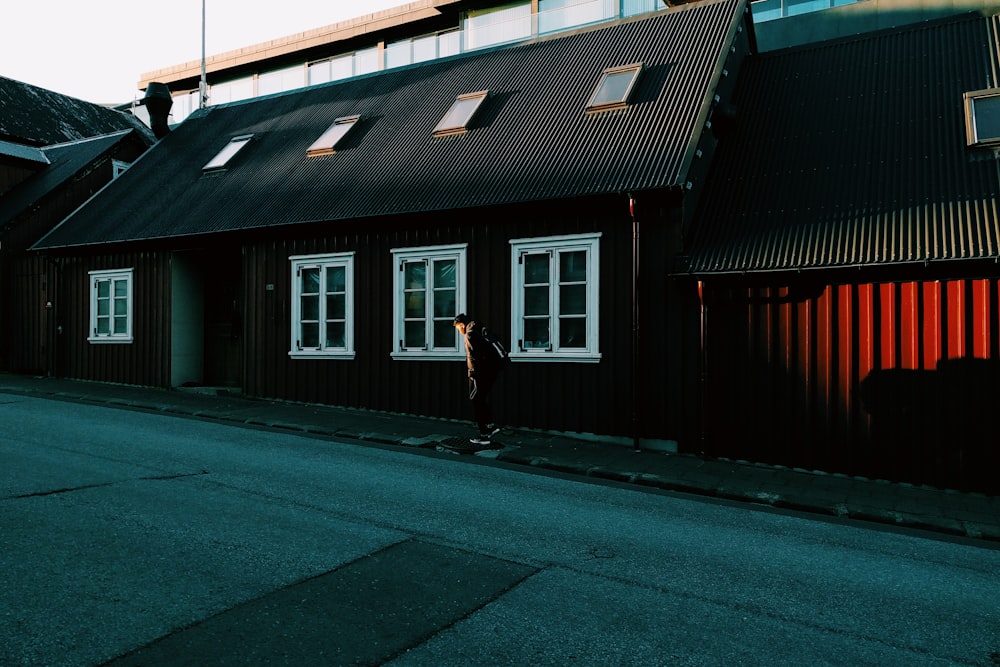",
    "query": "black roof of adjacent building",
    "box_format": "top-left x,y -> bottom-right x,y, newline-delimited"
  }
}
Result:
0,76 -> 152,147
35,0 -> 750,250
0,131 -> 146,227
686,12 -> 1000,276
